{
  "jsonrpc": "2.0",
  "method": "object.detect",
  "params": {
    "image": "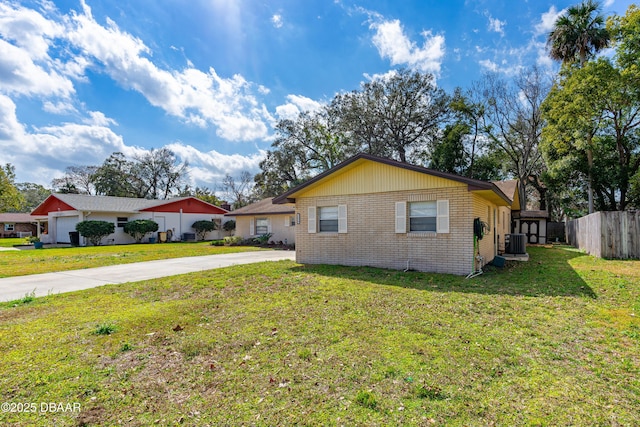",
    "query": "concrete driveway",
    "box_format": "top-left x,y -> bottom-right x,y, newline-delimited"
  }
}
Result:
0,251 -> 296,302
